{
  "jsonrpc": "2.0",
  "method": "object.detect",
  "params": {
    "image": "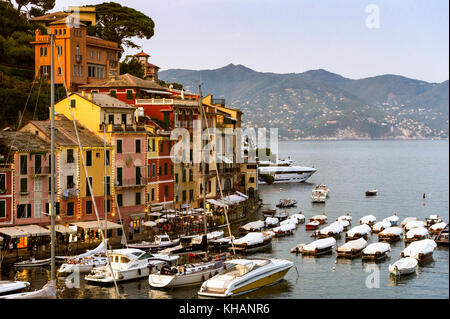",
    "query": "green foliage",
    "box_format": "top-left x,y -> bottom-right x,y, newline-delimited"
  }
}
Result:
119,56 -> 145,78
260,174 -> 275,185
8,1 -> 55,16
158,79 -> 183,90
88,2 -> 155,50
